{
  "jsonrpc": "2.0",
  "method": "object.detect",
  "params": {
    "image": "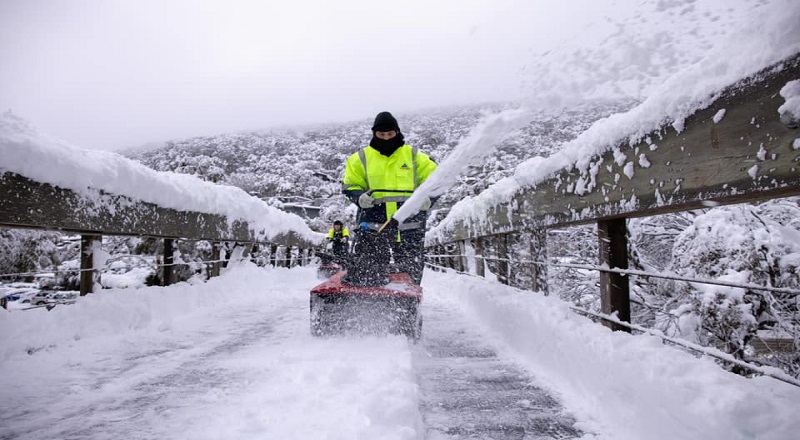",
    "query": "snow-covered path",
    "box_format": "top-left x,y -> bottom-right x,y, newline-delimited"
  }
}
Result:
0,263 -> 583,439
2,263 -> 799,439
0,265 -> 423,439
